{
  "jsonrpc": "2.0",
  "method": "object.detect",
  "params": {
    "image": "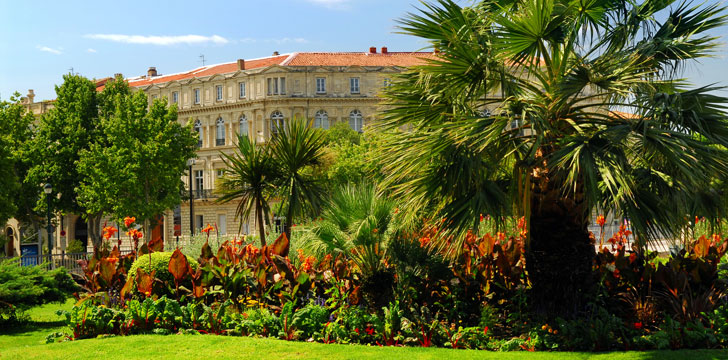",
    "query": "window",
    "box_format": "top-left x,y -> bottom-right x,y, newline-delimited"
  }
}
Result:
216,117 -> 225,146
218,215 -> 227,235
216,85 -> 223,101
239,115 -> 249,136
195,215 -> 203,232
349,110 -> 363,132
270,111 -> 284,135
194,89 -> 200,104
316,77 -> 326,93
193,119 -> 203,147
267,77 -> 286,95
383,78 -> 391,87
314,110 -> 329,130
216,169 -> 225,178
172,91 -> 178,104
350,77 -> 360,94
239,82 -> 246,98
194,170 -> 204,192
